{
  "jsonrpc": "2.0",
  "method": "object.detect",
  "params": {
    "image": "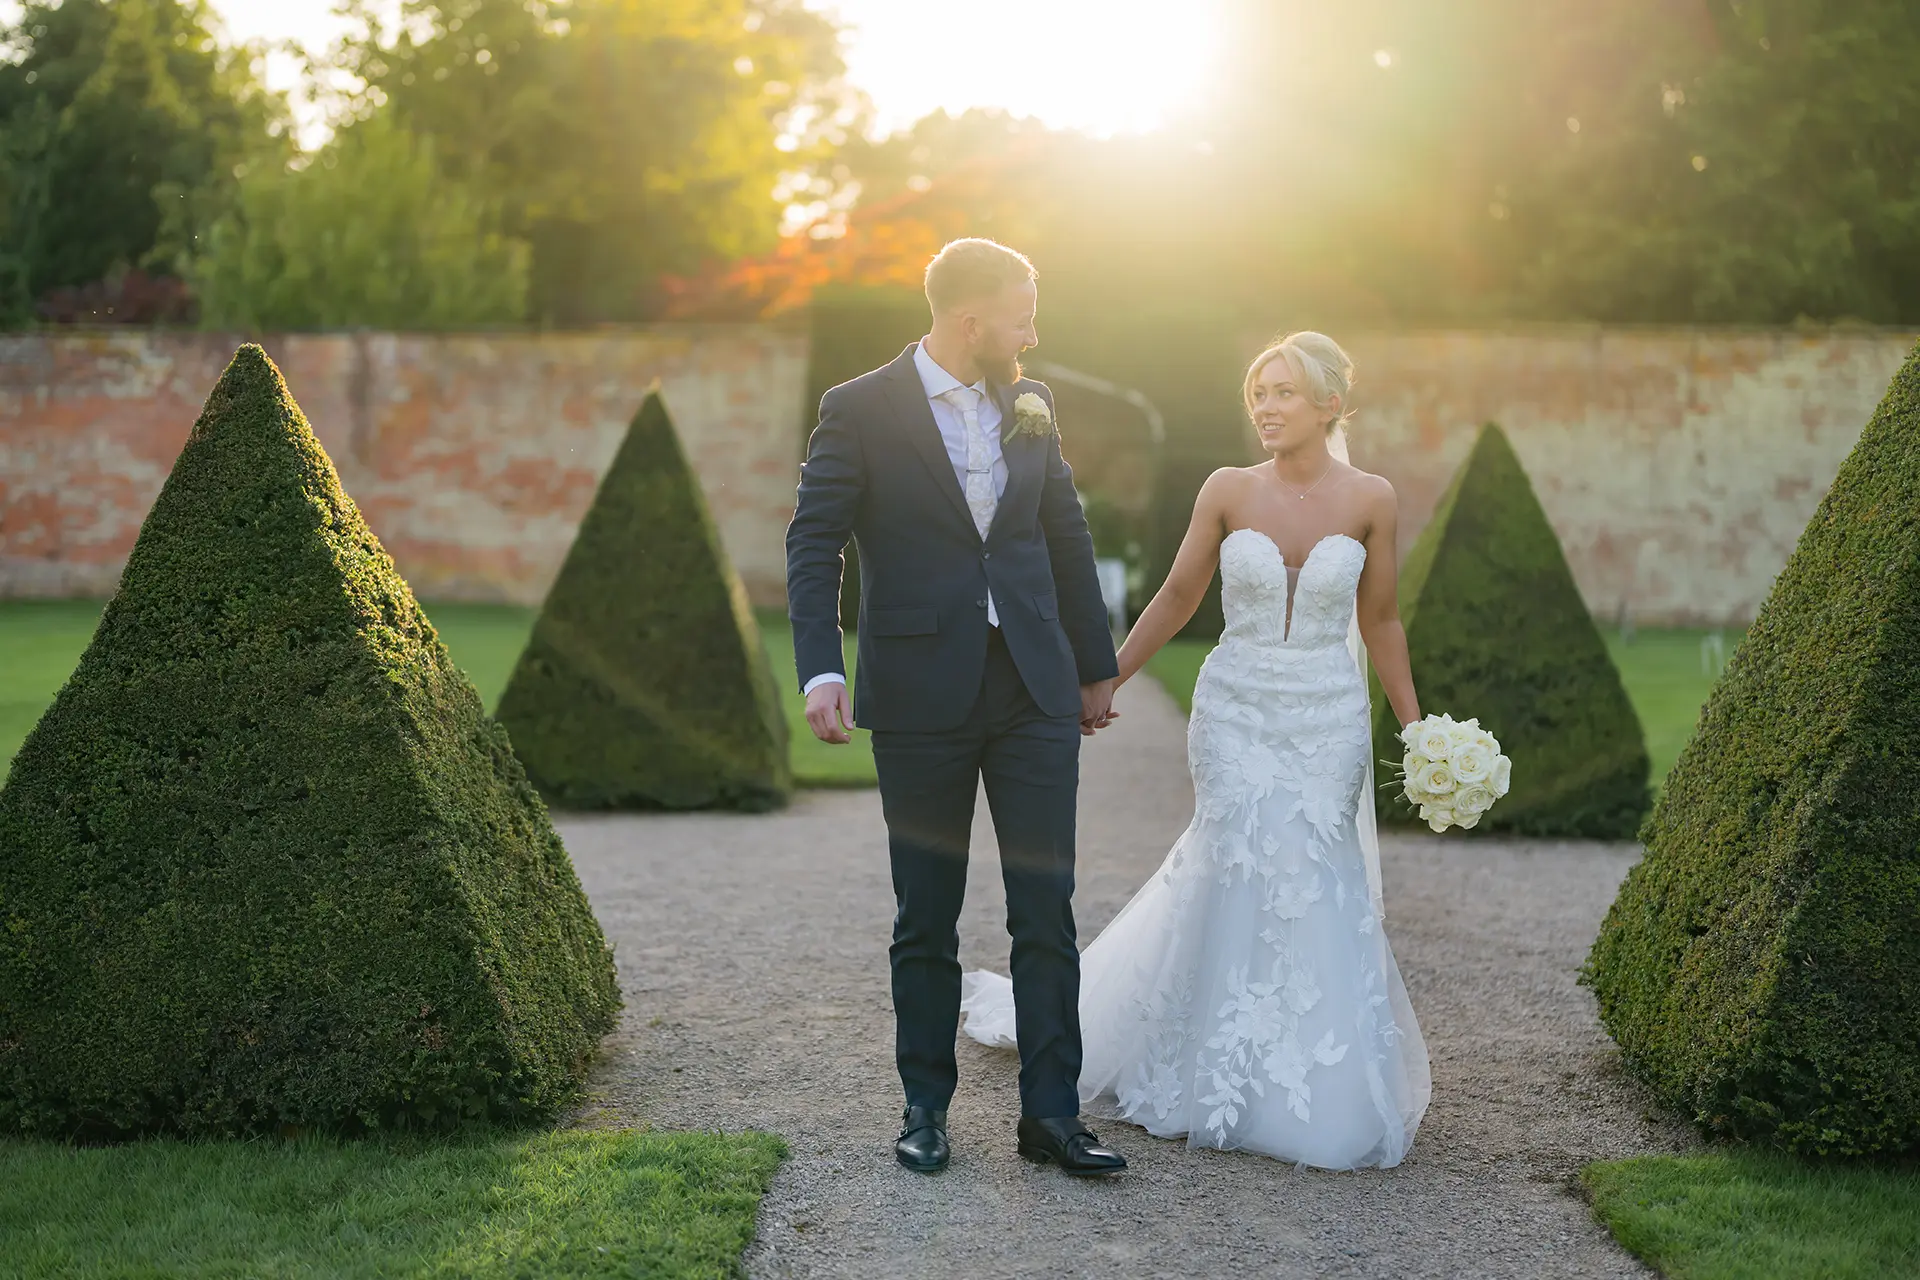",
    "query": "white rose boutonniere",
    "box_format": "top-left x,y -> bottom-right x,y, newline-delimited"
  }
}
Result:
1005,391 -> 1056,443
